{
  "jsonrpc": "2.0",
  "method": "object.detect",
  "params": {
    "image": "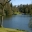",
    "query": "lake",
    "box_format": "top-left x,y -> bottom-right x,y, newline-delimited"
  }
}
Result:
0,14 -> 32,31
